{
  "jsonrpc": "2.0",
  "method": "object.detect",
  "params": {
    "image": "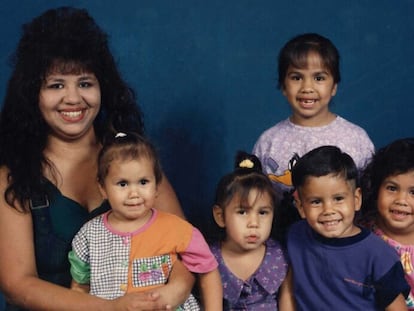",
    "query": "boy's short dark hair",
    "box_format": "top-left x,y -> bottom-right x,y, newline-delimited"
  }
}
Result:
278,33 -> 341,89
291,146 -> 358,190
